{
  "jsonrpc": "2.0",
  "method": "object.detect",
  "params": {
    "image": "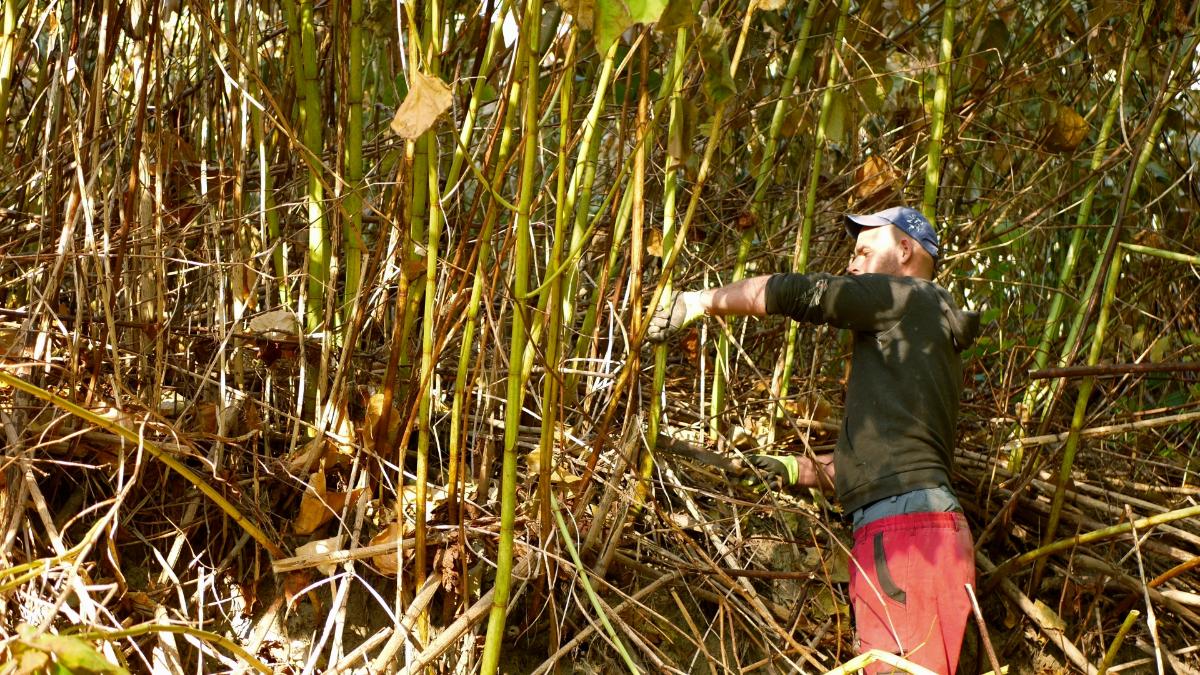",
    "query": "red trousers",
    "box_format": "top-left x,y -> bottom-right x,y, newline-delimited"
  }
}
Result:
848,512 -> 974,674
